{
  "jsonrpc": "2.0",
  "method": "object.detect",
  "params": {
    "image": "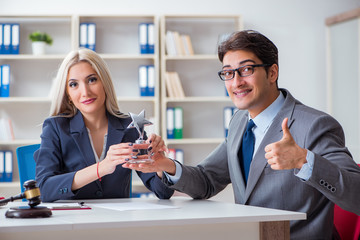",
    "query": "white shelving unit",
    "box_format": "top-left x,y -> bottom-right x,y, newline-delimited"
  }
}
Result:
0,14 -> 160,196
160,15 -> 242,166
326,9 -> 360,164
